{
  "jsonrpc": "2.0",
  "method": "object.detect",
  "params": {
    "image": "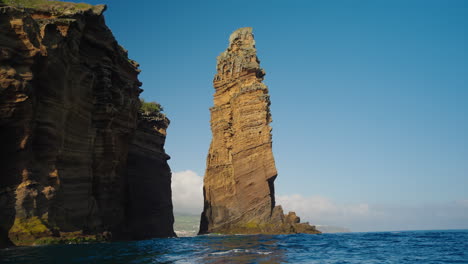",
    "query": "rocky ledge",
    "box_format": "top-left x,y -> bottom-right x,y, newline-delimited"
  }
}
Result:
199,27 -> 320,235
0,1 -> 174,248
